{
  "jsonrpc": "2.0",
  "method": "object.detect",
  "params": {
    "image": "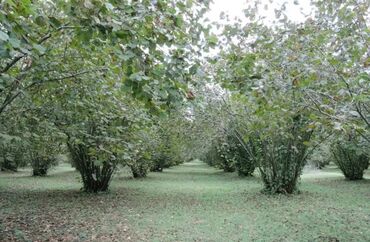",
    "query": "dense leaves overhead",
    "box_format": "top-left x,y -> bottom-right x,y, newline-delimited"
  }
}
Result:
0,0 -> 212,192
0,0 -> 369,194
0,0 -> 211,114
